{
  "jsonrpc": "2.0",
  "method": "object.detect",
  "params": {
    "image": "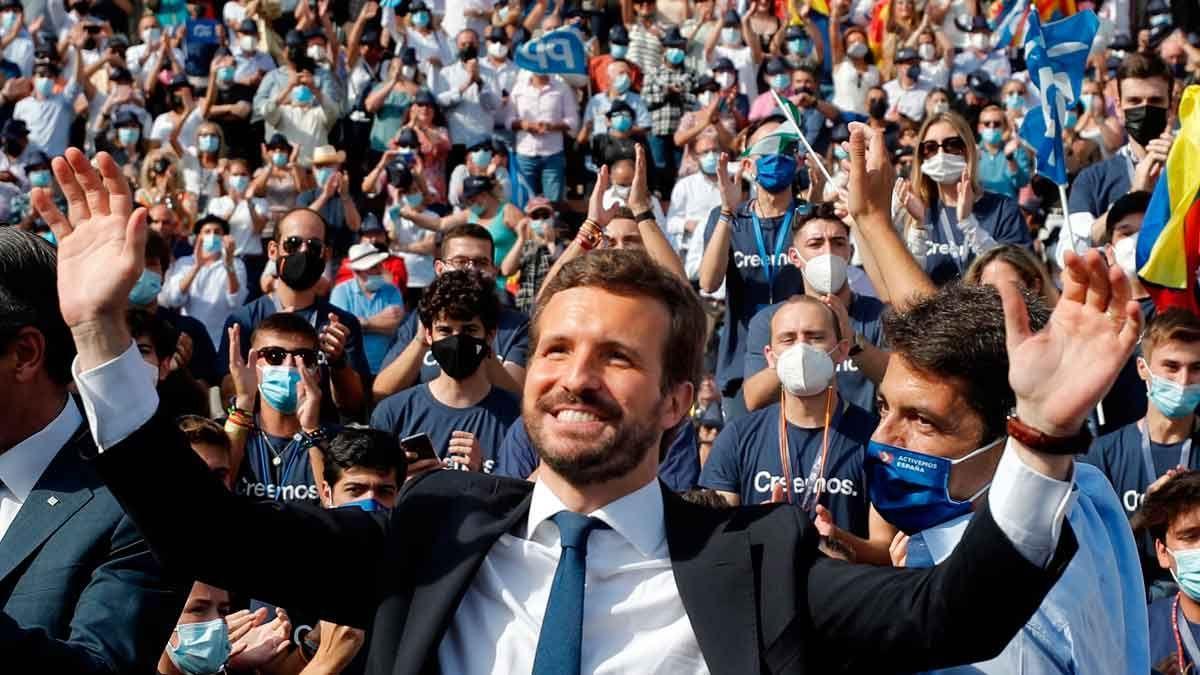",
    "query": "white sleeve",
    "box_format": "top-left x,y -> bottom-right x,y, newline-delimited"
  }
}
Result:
72,342 -> 160,452
987,439 -> 1077,568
